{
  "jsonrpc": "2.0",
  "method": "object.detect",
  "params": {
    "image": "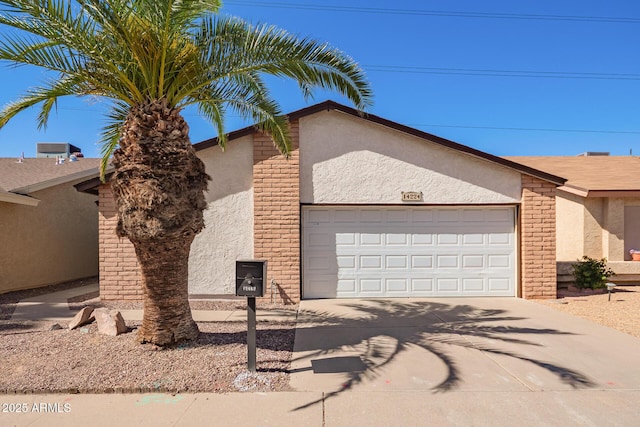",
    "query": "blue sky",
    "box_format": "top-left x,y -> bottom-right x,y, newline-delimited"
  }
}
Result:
0,0 -> 639,158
